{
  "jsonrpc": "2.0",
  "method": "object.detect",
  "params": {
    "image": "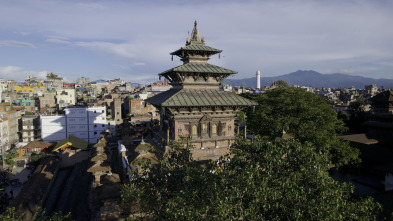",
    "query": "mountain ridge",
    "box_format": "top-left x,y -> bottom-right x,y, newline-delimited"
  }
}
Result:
222,70 -> 393,89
